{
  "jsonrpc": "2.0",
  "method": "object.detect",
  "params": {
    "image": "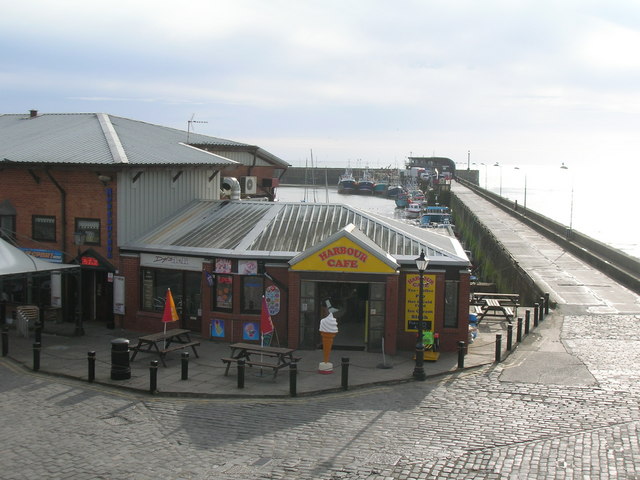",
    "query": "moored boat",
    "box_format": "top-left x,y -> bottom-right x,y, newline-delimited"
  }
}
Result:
405,202 -> 423,219
337,168 -> 357,194
395,191 -> 411,208
418,205 -> 454,228
356,167 -> 375,195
